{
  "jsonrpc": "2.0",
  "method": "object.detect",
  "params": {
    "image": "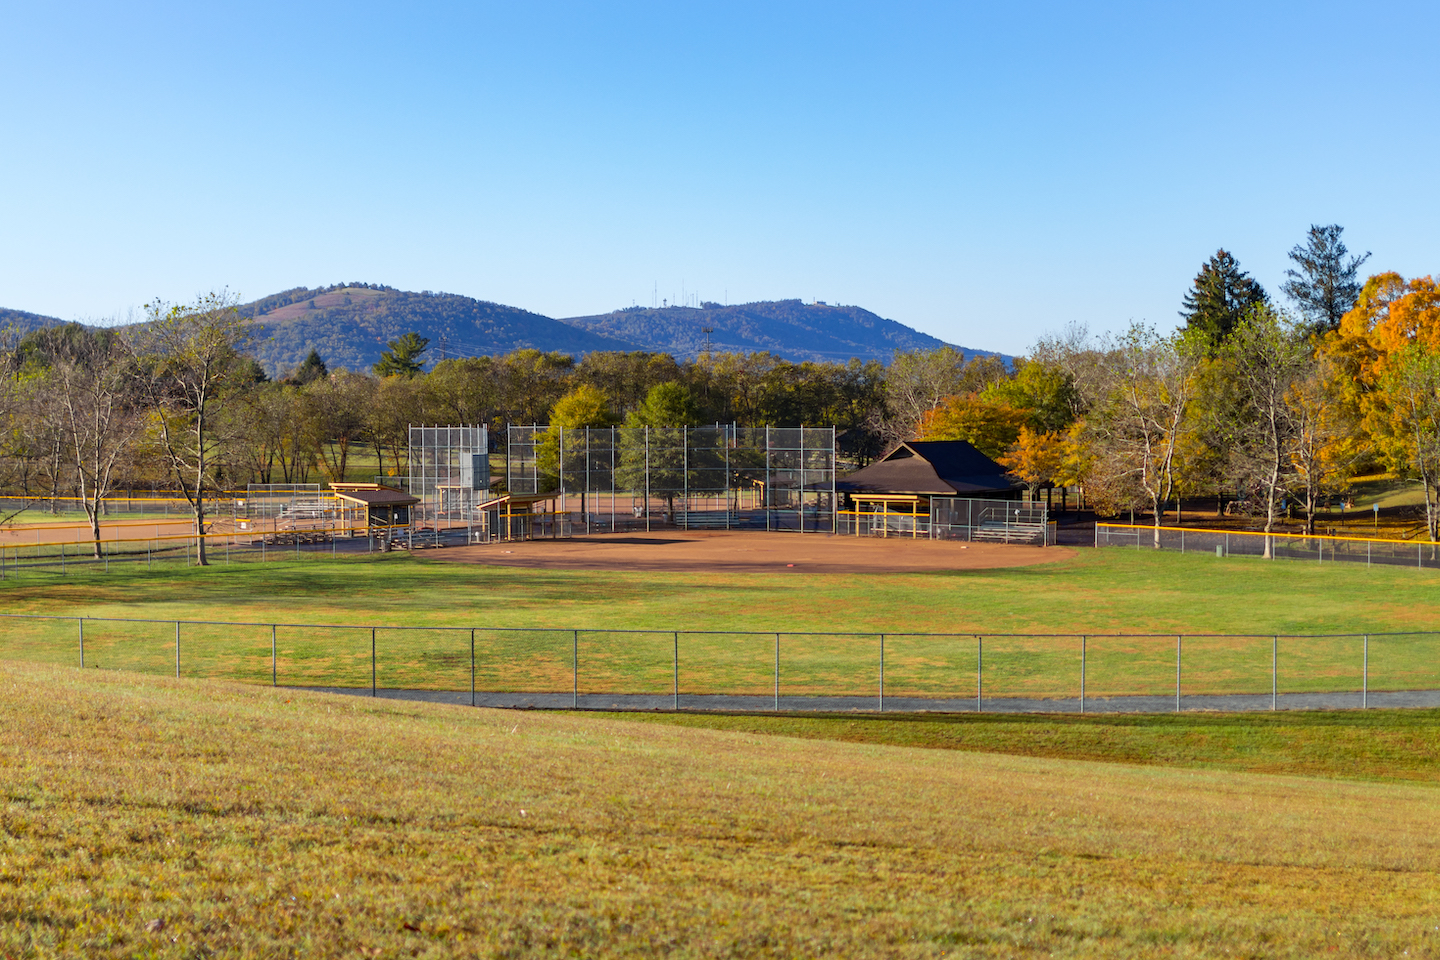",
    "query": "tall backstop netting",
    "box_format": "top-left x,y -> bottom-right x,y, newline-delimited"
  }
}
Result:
506,425 -> 837,533
407,425 -> 489,543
